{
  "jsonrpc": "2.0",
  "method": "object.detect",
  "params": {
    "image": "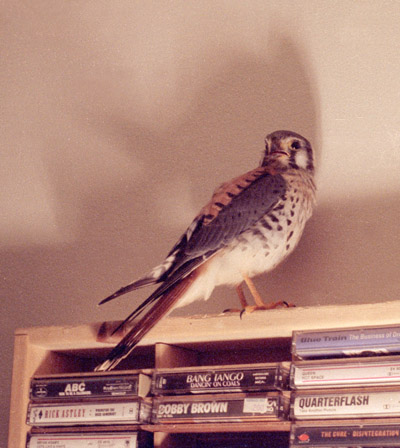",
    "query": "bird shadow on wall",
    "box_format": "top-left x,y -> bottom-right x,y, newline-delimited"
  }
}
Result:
2,32 -> 320,331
